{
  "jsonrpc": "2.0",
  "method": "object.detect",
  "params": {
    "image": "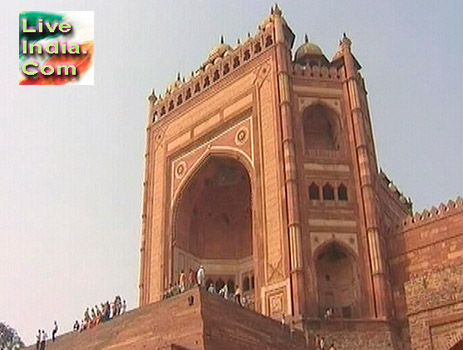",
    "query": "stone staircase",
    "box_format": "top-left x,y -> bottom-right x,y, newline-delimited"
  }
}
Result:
200,290 -> 307,350
25,287 -> 308,350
